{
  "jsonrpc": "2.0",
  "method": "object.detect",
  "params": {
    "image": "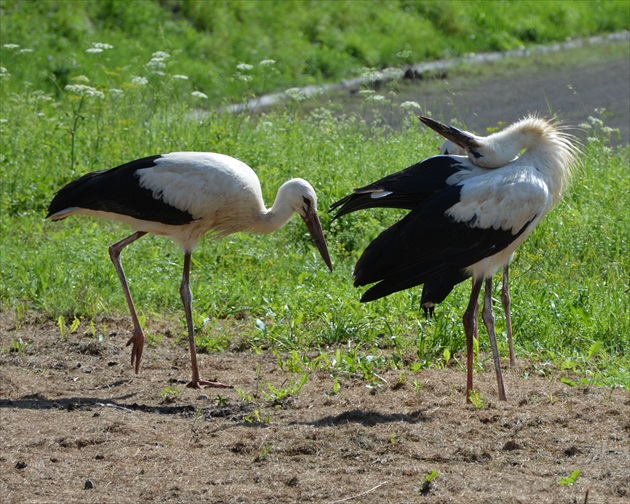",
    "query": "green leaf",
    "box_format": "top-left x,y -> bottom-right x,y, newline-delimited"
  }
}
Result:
561,376 -> 579,387
559,469 -> 582,486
